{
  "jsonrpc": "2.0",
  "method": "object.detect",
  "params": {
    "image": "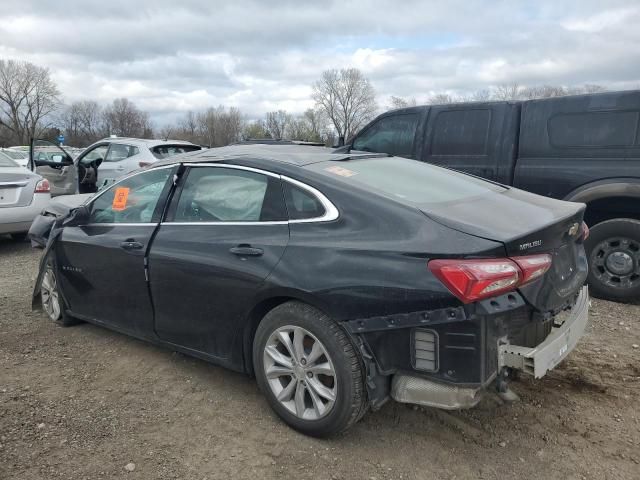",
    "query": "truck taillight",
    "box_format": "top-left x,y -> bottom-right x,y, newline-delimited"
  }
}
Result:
34,178 -> 50,193
428,254 -> 552,304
